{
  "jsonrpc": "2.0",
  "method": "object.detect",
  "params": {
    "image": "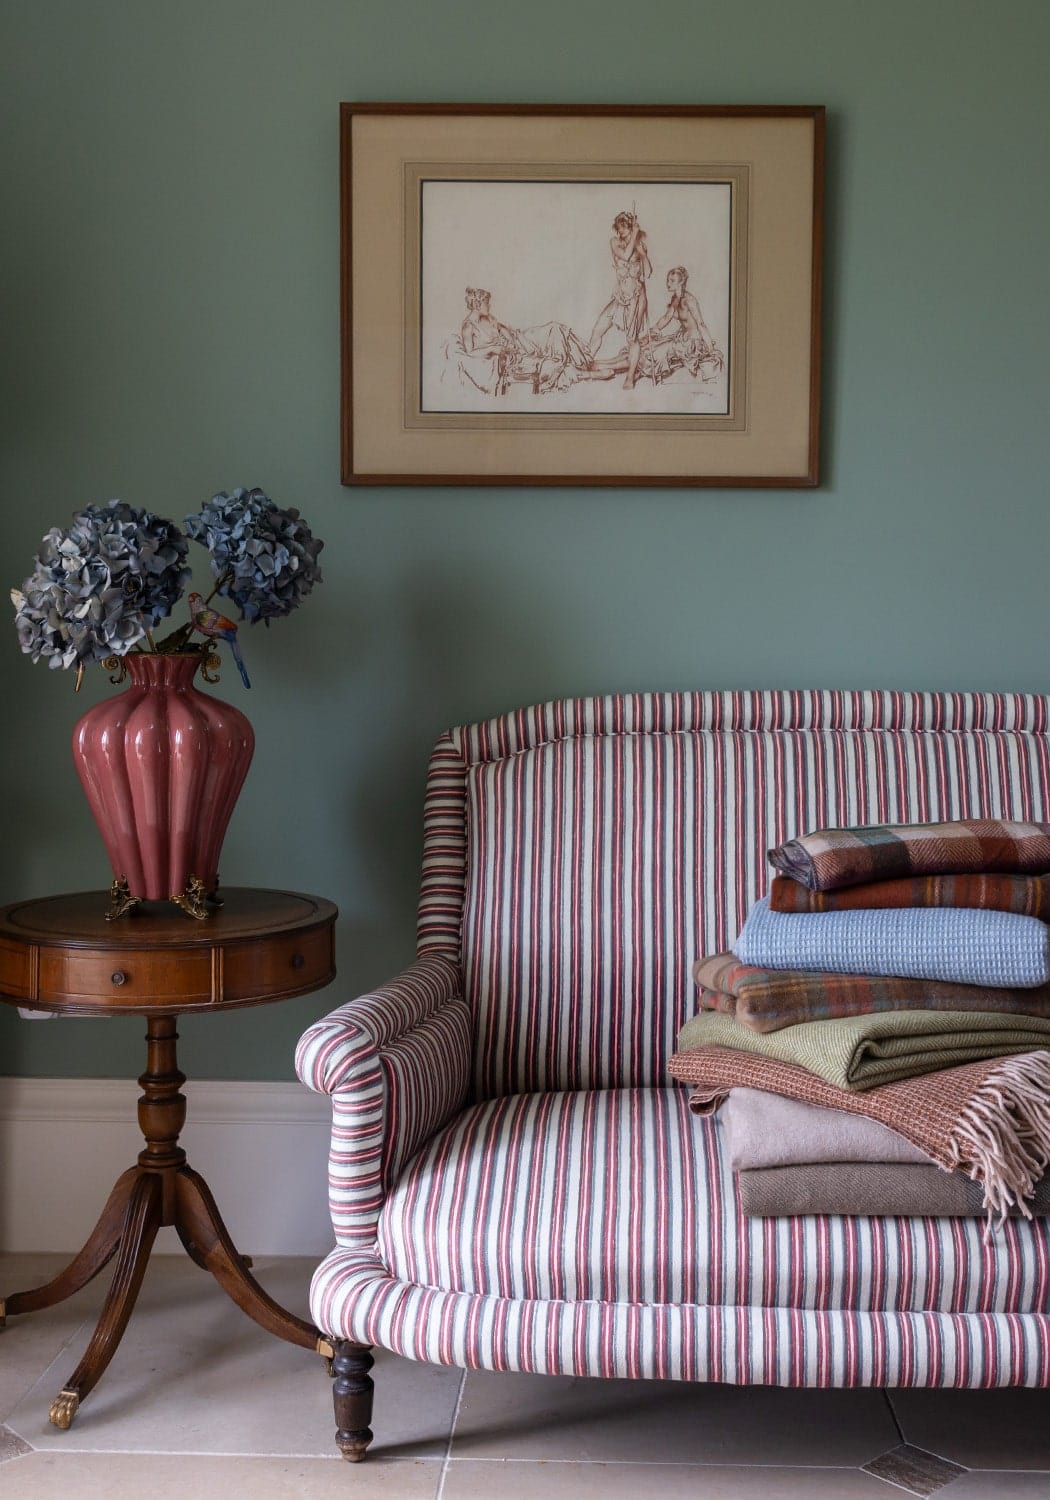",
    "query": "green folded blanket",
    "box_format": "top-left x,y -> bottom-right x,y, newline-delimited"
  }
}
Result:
676,1007 -> 1050,1090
